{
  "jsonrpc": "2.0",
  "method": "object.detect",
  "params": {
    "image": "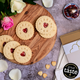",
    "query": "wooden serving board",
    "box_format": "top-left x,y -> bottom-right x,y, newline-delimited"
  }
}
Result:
0,3 -> 57,65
